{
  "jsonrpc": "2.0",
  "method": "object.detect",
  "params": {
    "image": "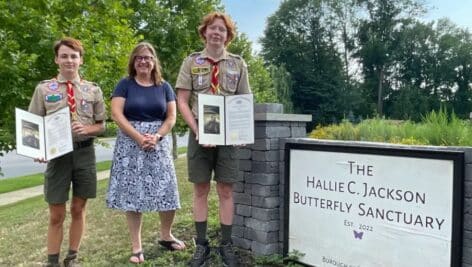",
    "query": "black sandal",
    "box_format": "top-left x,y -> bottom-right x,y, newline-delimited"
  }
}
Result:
129,251 -> 144,264
158,239 -> 186,251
